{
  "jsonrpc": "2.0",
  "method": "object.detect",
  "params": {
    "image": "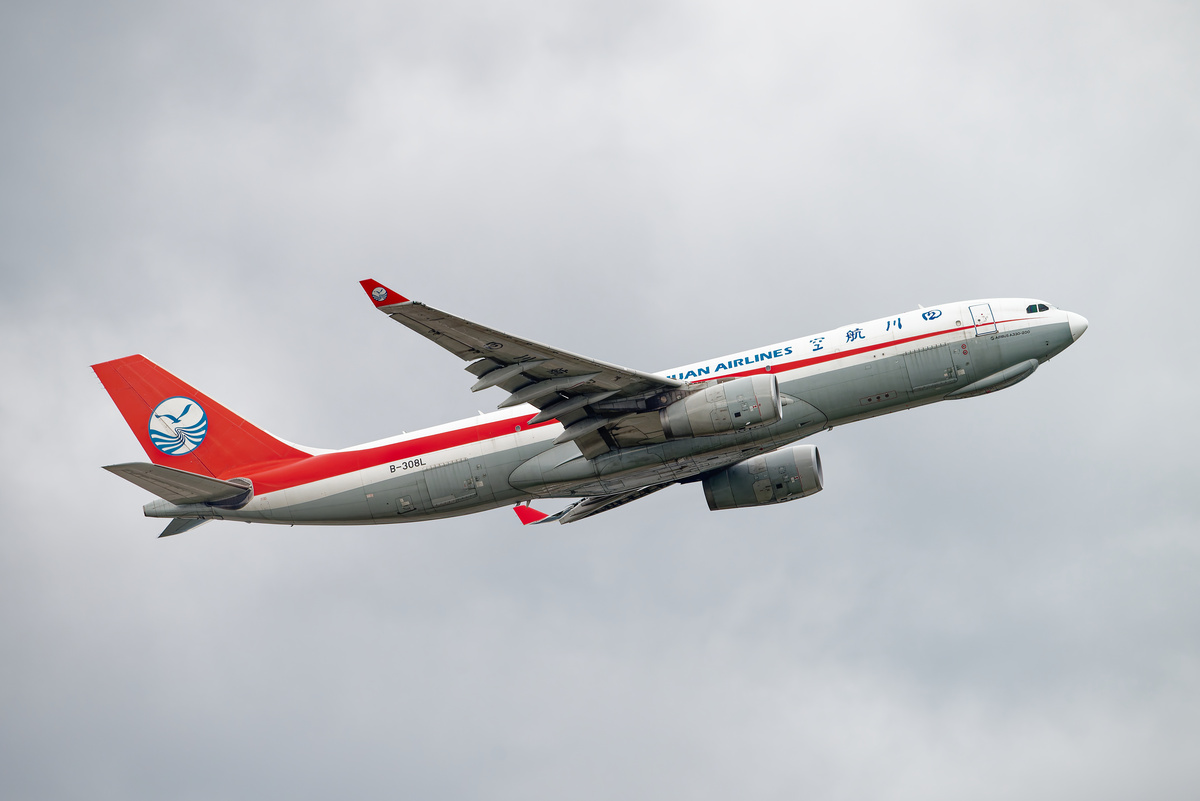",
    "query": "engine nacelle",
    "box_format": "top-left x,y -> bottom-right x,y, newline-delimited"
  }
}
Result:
660,375 -> 782,439
702,444 -> 823,510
